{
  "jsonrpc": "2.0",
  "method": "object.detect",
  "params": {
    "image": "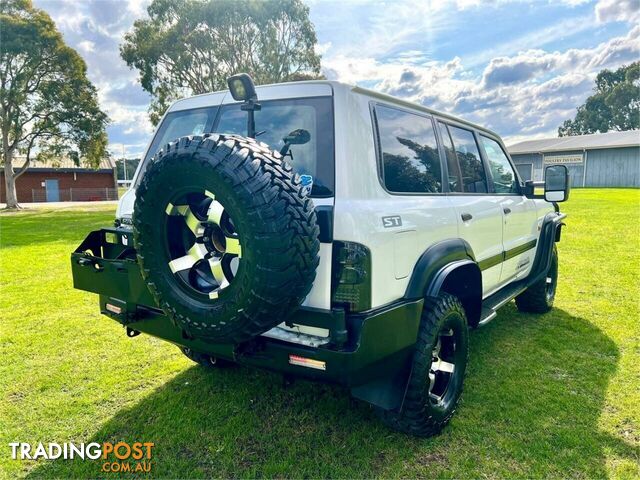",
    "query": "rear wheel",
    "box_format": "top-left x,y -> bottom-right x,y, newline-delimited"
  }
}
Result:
516,245 -> 558,313
380,293 -> 469,437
